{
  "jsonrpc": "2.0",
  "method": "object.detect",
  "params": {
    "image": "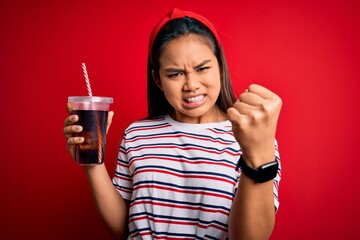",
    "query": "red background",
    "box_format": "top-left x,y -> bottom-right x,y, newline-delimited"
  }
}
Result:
1,0 -> 359,239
